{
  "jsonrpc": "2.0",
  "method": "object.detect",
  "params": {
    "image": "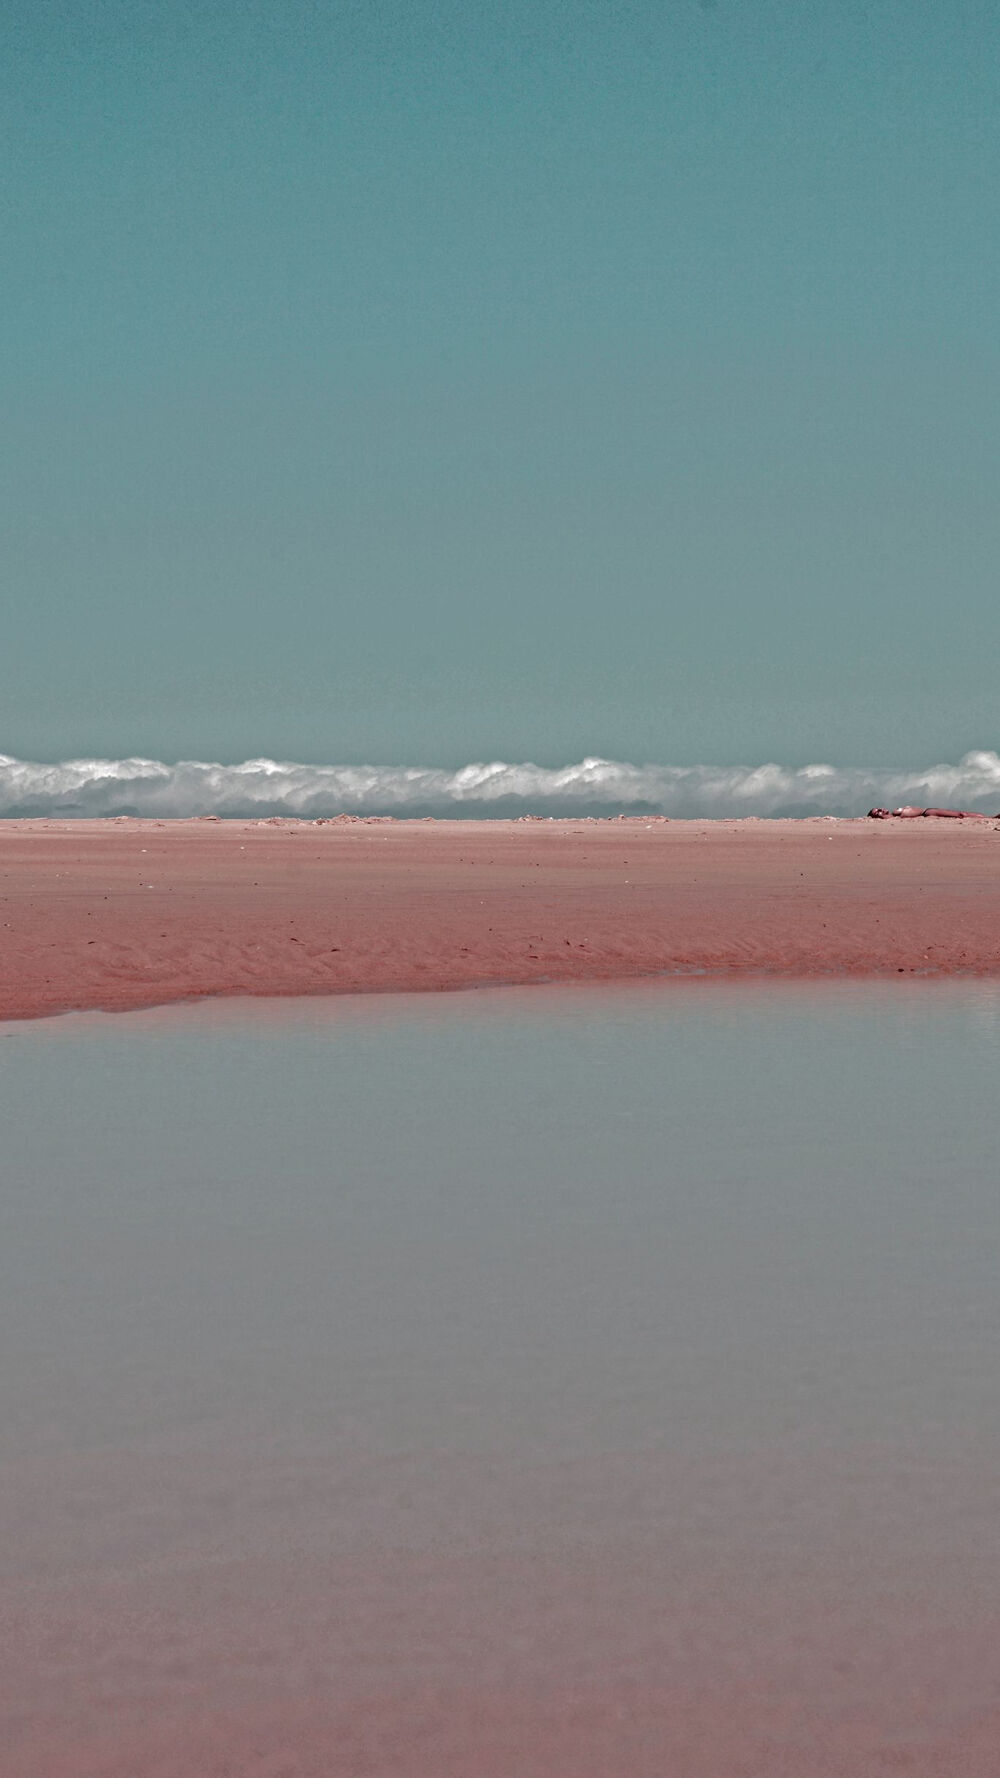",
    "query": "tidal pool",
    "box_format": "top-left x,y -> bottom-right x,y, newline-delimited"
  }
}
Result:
2,982 -> 998,1775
